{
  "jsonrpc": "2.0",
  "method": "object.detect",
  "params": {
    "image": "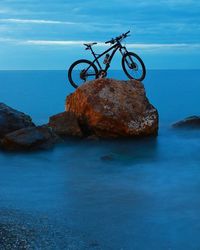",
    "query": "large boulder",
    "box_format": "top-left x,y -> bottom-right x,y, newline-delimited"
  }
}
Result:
1,125 -> 60,151
0,103 -> 35,138
65,78 -> 158,138
49,111 -> 83,137
172,116 -> 200,128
